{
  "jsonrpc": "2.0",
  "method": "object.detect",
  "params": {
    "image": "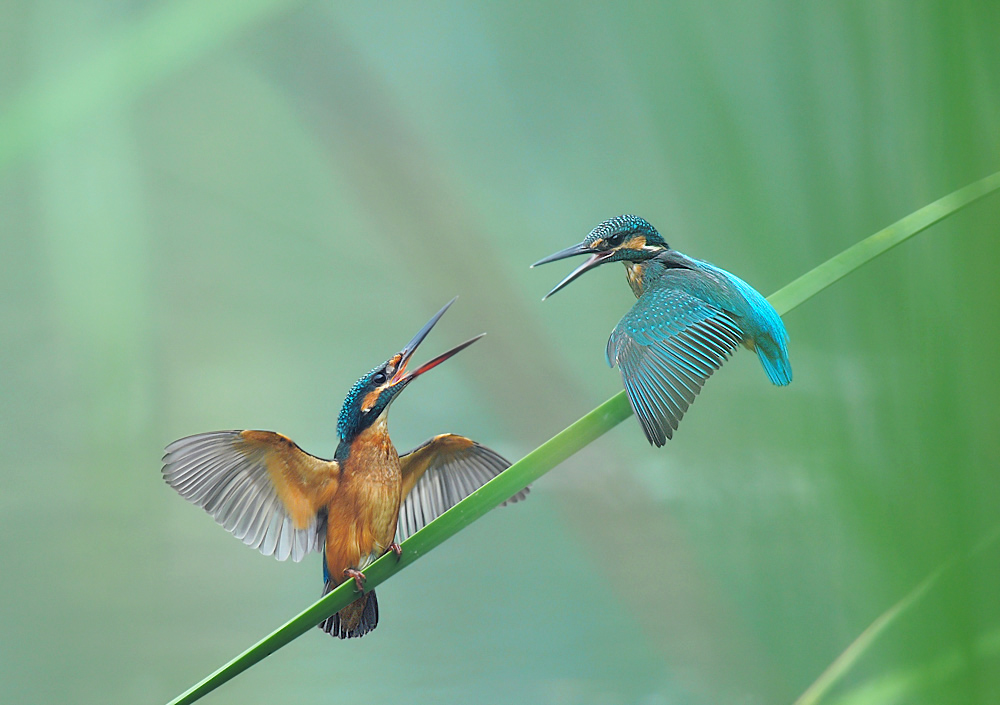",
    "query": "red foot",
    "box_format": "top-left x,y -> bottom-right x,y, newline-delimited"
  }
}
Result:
344,568 -> 367,593
389,543 -> 402,561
